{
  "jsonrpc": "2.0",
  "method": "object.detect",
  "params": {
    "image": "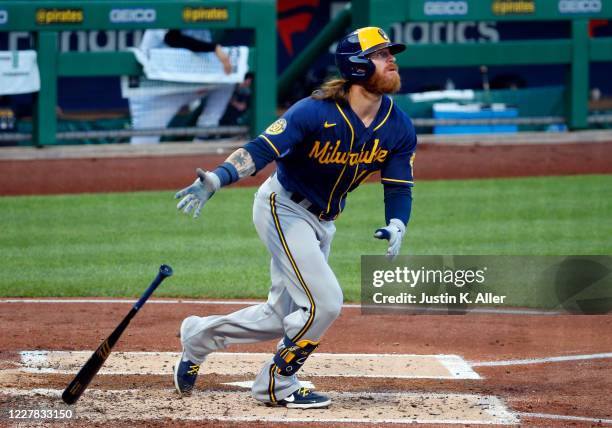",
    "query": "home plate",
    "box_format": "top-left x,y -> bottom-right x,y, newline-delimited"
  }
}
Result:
17,351 -> 480,379
0,388 -> 519,425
